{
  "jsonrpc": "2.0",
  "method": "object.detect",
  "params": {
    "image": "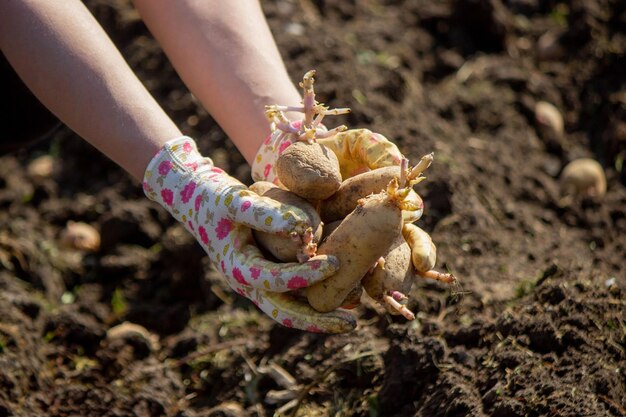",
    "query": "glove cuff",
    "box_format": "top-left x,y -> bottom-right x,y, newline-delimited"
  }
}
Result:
142,136 -> 215,213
